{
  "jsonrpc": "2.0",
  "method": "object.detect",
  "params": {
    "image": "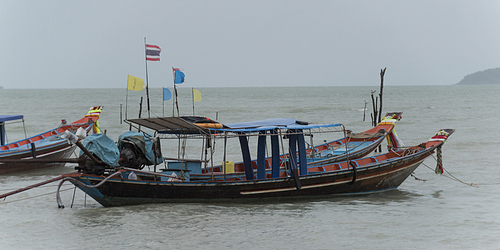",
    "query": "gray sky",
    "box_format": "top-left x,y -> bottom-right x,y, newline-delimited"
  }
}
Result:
1,0 -> 499,89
